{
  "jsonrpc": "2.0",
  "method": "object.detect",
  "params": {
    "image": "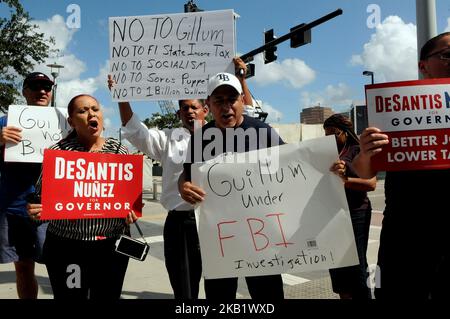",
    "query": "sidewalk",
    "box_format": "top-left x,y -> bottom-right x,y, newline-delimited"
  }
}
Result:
0,195 -> 381,299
